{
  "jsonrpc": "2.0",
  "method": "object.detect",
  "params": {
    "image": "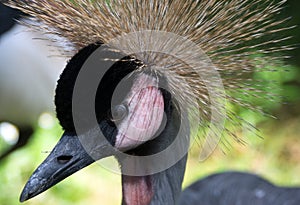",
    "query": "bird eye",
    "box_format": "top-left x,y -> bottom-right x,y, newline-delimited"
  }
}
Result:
111,104 -> 128,122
